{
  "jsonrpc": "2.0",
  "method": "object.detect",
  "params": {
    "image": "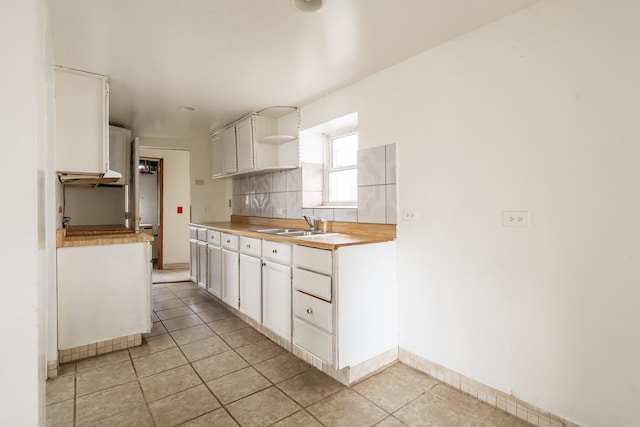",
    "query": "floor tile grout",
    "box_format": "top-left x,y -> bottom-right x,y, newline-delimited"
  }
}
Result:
46,276 -> 534,427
